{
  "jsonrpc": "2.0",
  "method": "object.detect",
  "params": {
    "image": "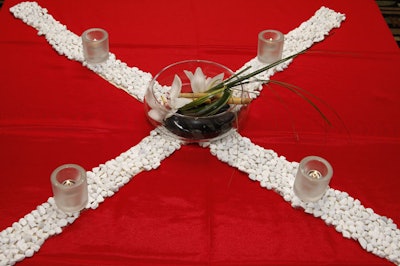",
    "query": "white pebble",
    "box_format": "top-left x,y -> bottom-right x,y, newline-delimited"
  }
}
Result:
14,254 -> 25,262
57,219 -> 68,227
342,230 -> 351,239
25,249 -> 34,257
25,214 -> 34,223
359,237 -> 367,249
37,205 -> 46,215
